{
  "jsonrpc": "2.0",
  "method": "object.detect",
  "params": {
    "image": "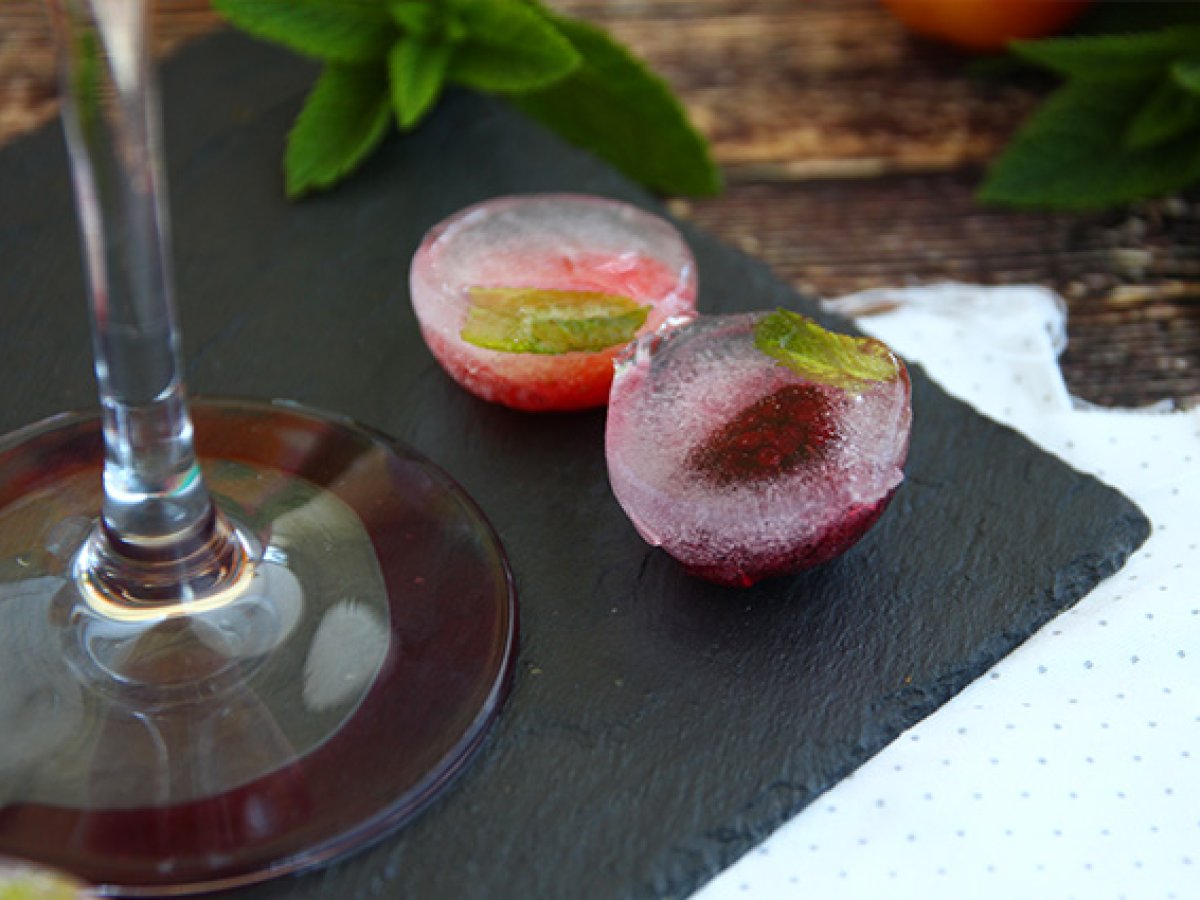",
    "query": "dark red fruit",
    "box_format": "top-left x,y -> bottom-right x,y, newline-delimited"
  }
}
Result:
688,385 -> 838,487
